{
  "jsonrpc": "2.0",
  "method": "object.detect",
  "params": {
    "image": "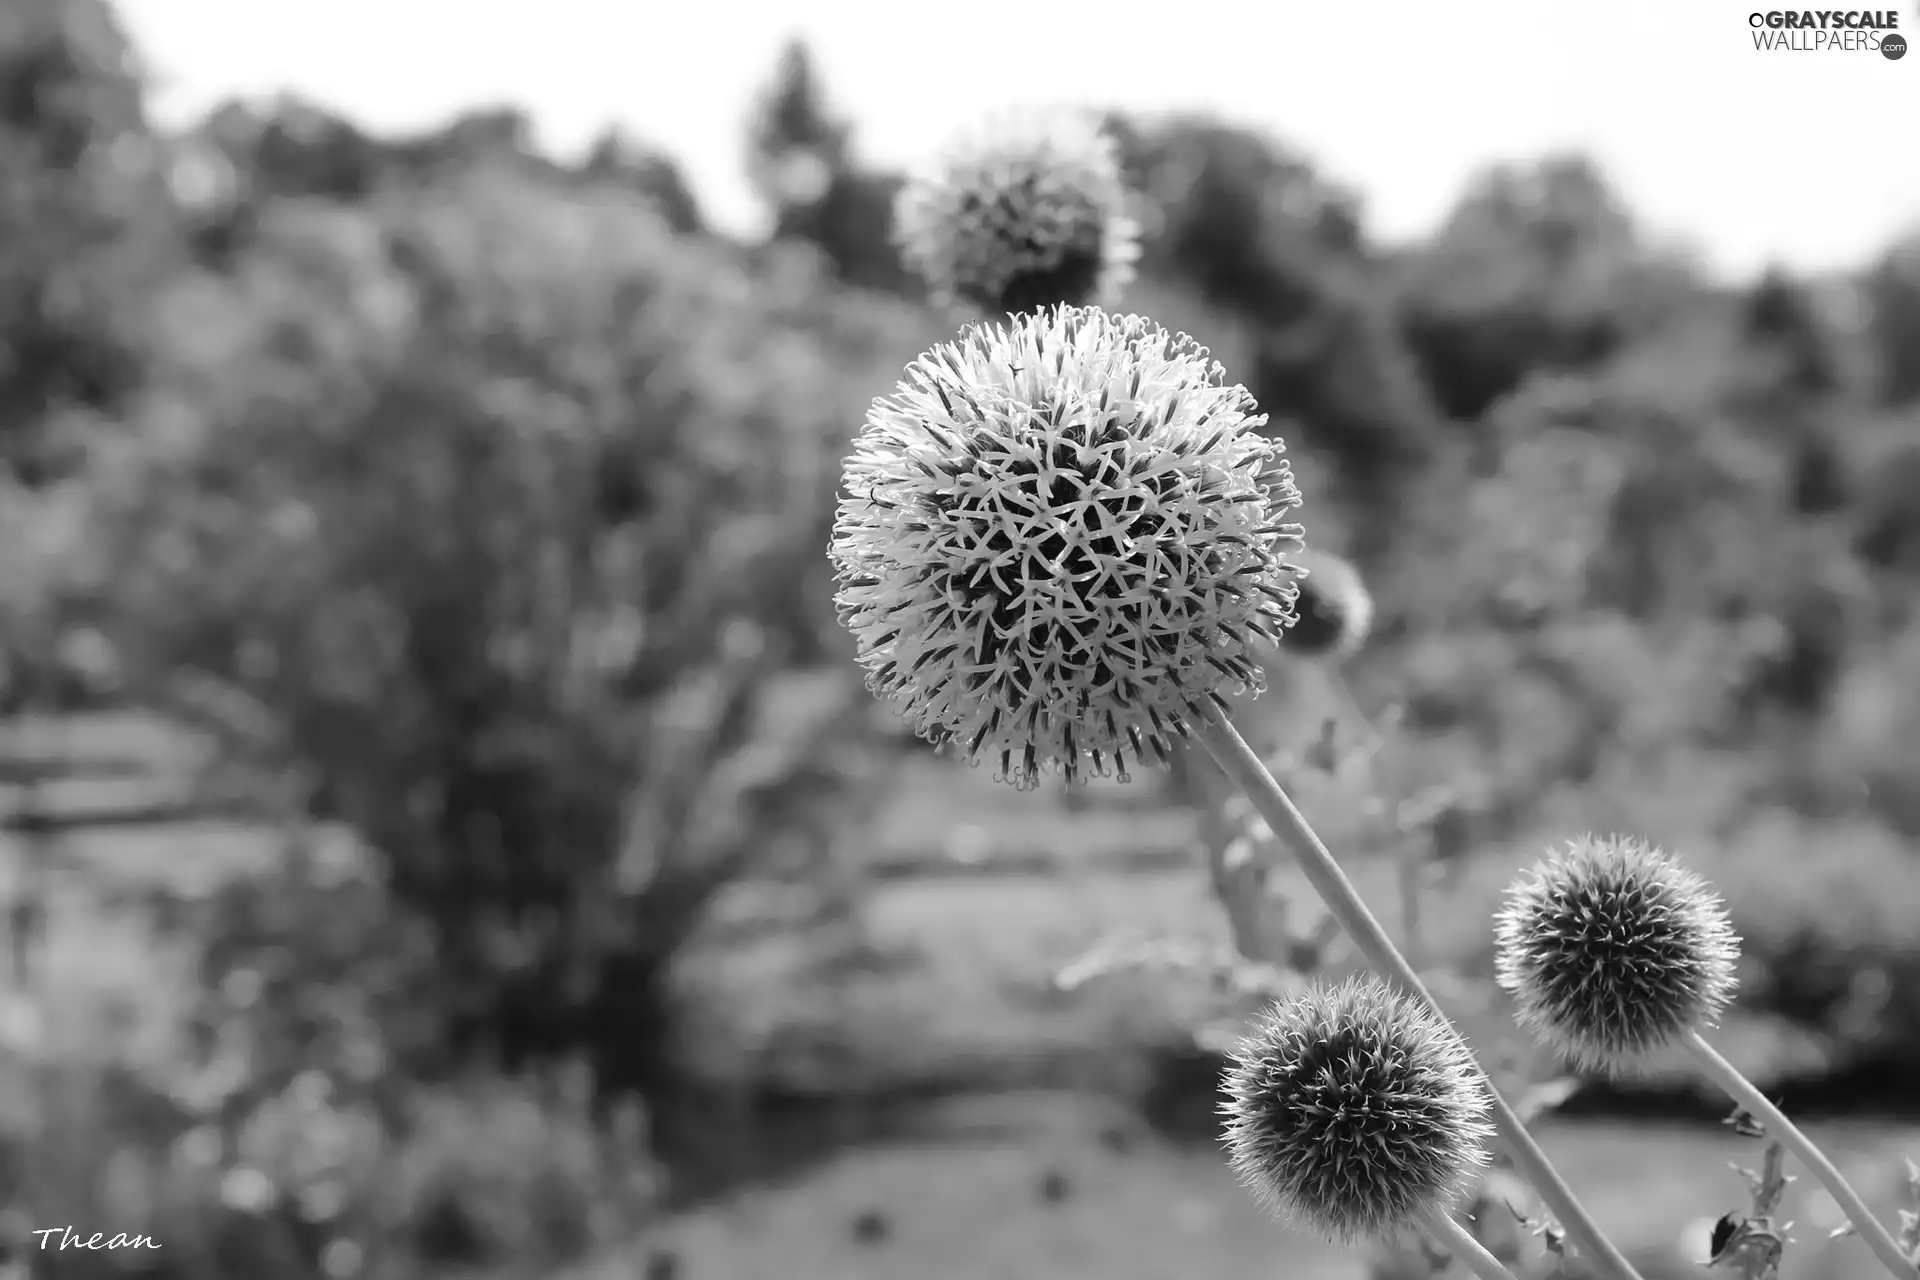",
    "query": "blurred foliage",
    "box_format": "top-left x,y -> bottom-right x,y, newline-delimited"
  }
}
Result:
1867,232 -> 1920,407
0,0 -> 166,483
1393,156 -> 1695,423
83,162 -> 933,1121
4,13 -> 1920,1279
28,837 -> 664,1279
